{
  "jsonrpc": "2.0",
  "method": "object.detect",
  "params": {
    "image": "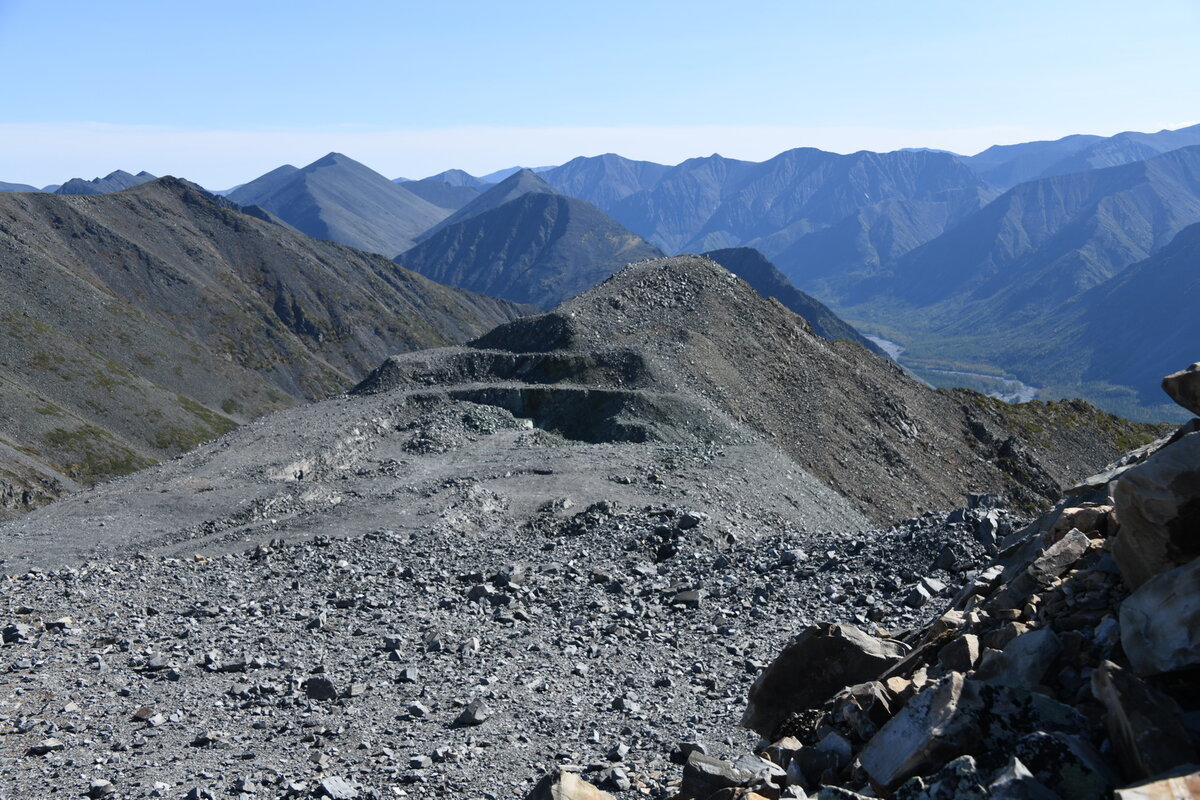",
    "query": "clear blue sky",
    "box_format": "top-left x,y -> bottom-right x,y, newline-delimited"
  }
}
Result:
1,0 -> 1196,187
